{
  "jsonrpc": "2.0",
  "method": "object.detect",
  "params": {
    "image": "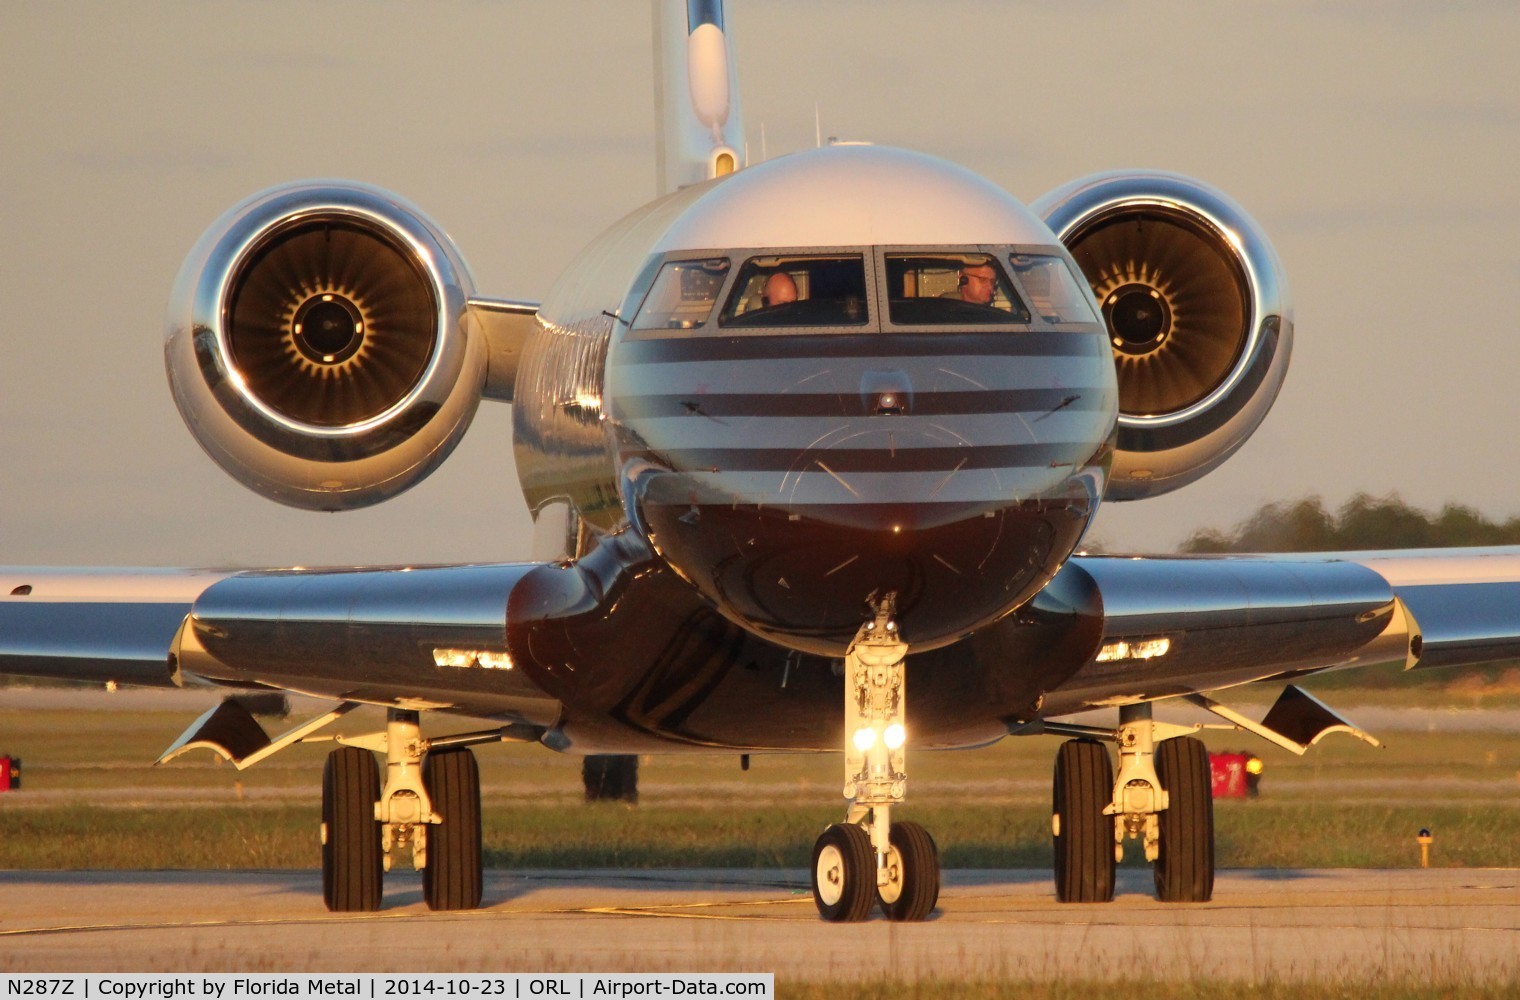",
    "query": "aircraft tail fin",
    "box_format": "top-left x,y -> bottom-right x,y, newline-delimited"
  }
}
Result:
653,0 -> 745,195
